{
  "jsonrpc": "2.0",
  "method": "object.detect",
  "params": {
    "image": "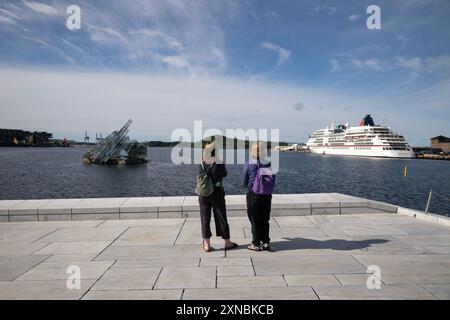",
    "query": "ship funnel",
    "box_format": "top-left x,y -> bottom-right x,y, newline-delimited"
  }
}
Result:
360,114 -> 375,126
